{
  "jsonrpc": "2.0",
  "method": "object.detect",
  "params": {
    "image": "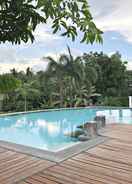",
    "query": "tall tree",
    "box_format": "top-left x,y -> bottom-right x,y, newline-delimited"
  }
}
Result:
46,55 -> 67,107
16,81 -> 39,111
0,74 -> 20,94
82,52 -> 128,97
0,0 -> 103,44
0,74 -> 21,111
